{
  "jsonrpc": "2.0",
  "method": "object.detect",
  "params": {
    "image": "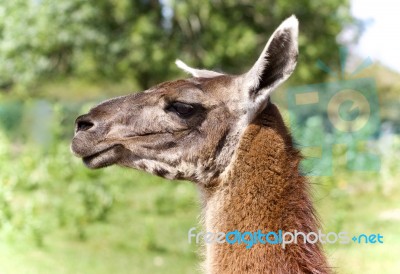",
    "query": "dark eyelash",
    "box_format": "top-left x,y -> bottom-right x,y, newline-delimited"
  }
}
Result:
166,101 -> 196,118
